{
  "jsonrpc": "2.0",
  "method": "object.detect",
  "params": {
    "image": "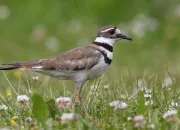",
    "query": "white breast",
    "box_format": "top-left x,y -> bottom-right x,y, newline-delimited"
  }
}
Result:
84,56 -> 109,79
